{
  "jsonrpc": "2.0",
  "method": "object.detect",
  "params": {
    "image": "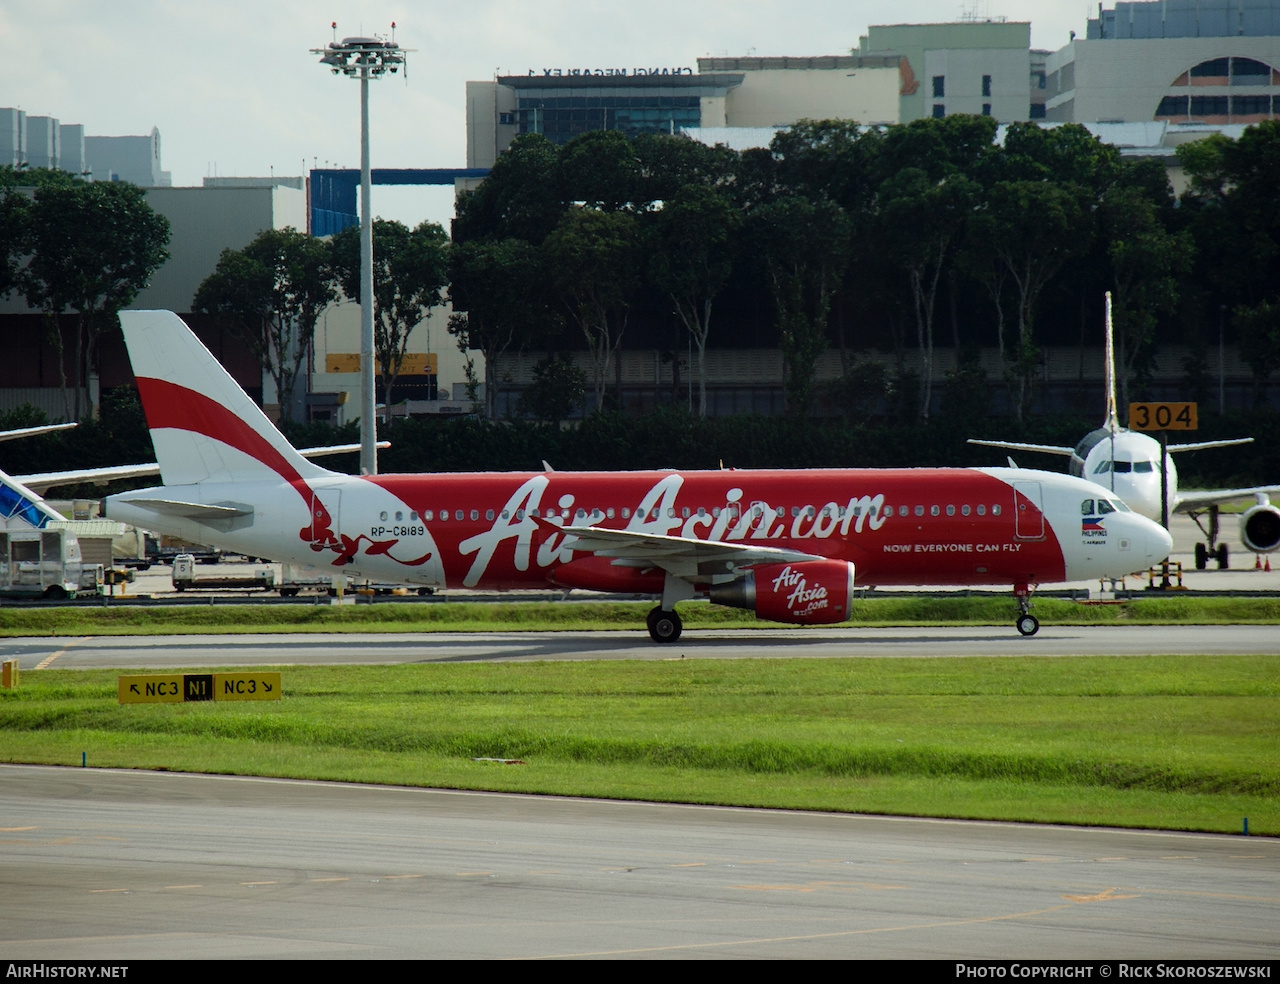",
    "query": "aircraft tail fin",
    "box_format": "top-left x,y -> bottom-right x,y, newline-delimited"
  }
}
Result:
1104,291 -> 1119,434
0,470 -> 65,529
120,311 -> 336,488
